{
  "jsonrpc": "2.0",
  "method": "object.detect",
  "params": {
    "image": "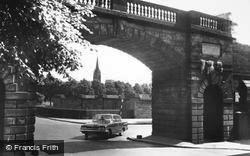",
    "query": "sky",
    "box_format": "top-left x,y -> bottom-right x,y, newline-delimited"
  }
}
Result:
64,0 -> 250,85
